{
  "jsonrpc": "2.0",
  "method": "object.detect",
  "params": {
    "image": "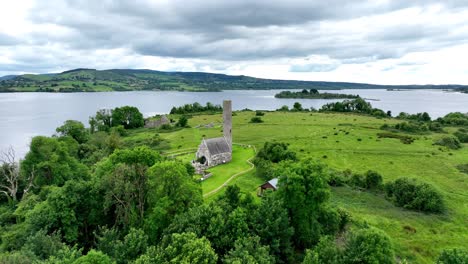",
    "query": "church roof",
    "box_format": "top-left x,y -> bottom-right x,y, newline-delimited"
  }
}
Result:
204,137 -> 231,155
